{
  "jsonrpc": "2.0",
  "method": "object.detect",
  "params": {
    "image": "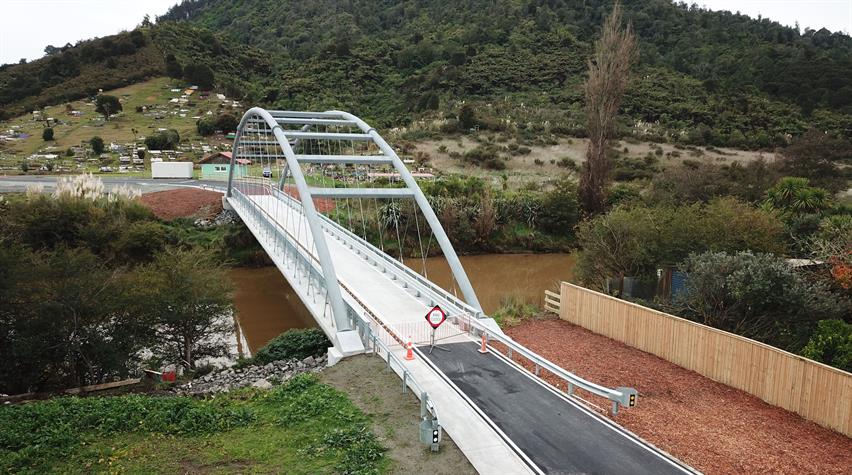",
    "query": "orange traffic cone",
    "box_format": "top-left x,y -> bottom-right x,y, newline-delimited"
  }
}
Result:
478,333 -> 488,354
404,337 -> 415,360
